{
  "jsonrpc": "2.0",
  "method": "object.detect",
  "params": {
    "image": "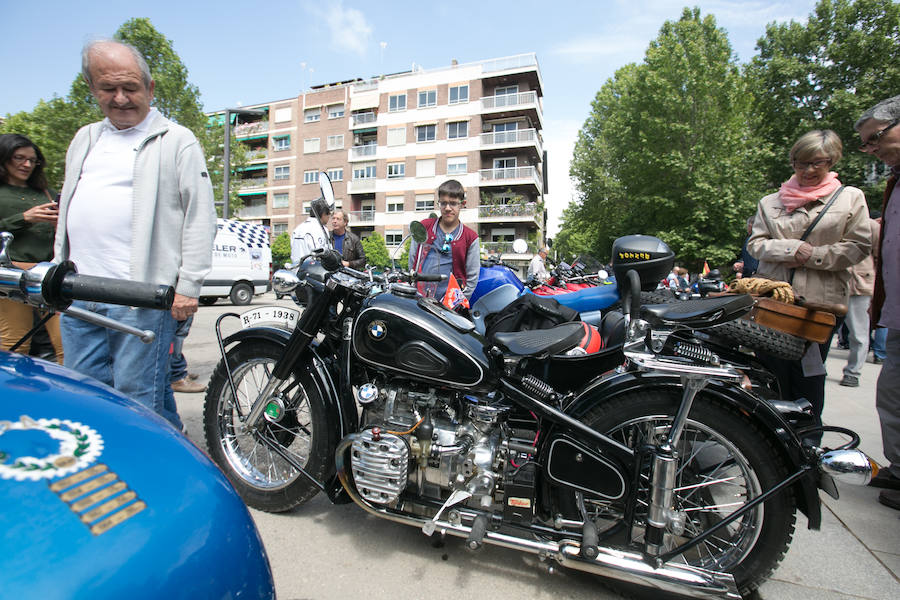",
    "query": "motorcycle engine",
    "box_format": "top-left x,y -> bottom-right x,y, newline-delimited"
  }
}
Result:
351,382 -> 516,510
